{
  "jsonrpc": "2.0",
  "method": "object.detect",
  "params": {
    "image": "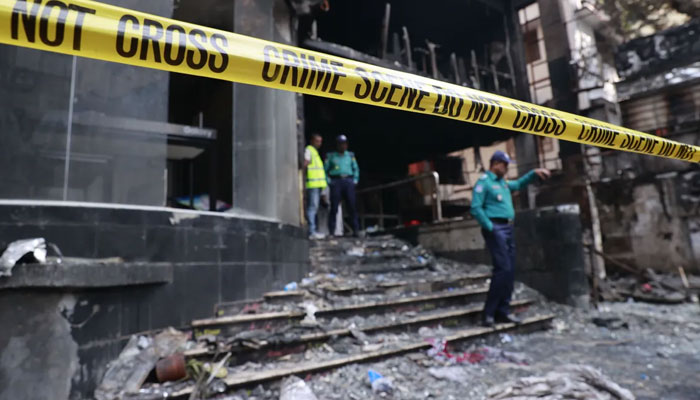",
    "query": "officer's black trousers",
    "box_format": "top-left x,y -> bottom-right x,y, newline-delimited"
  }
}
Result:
481,223 -> 515,319
328,177 -> 359,235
